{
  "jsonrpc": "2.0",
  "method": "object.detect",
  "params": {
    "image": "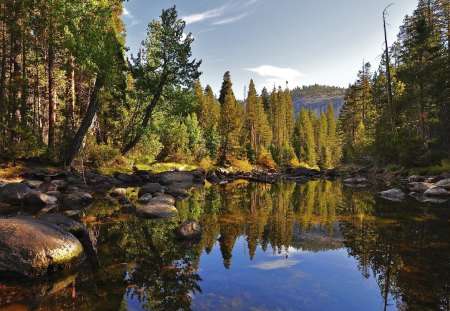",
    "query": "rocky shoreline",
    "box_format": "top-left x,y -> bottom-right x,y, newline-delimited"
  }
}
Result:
0,166 -> 448,280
